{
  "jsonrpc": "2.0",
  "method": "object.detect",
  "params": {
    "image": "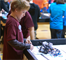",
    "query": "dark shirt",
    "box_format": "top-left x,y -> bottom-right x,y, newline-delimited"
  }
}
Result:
0,0 -> 9,12
4,2 -> 9,10
28,3 -> 40,30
